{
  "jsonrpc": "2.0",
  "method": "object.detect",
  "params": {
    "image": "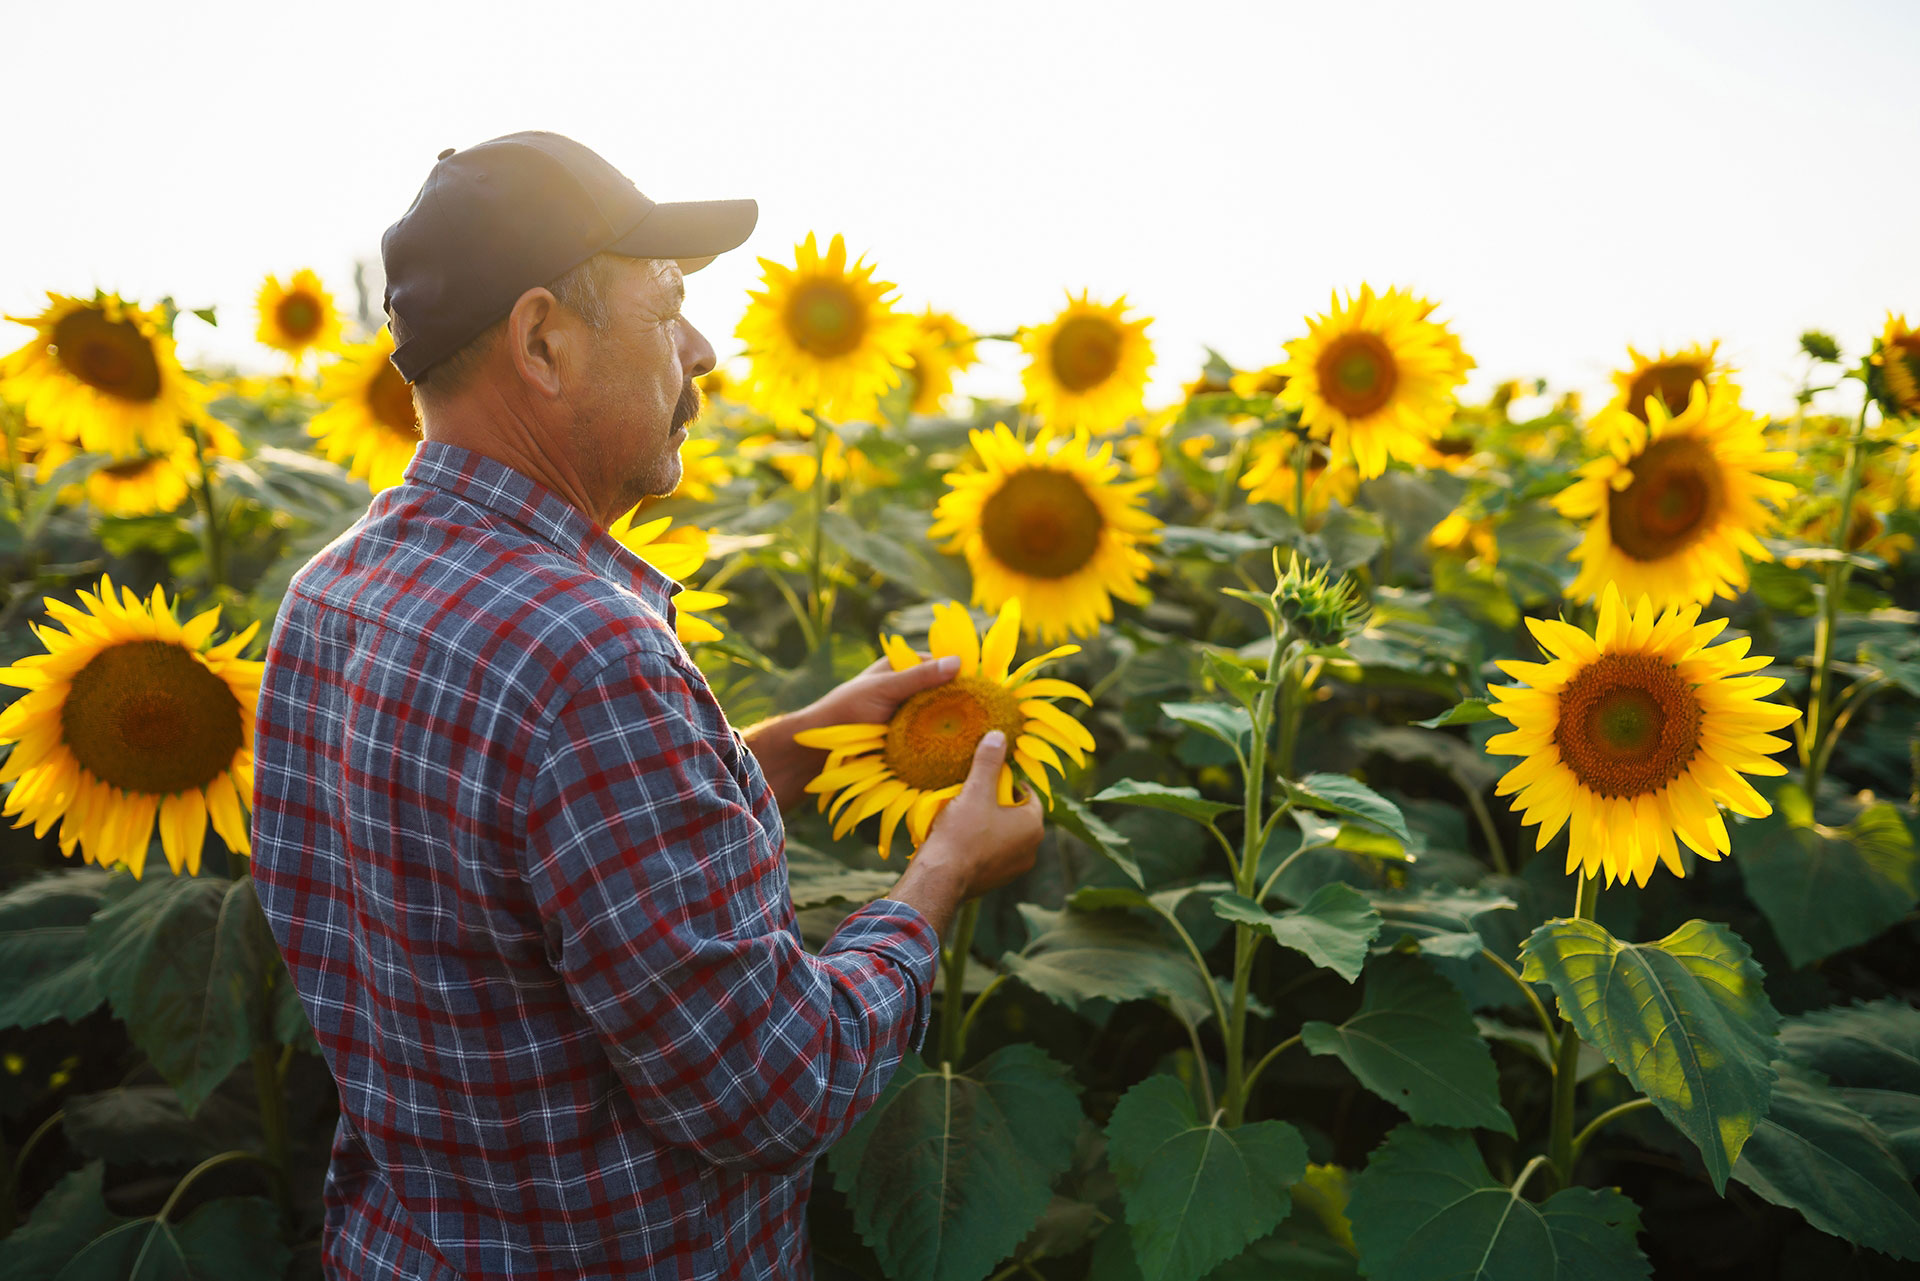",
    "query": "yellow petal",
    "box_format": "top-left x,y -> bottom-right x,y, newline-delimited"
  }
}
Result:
928,602 -> 980,677
978,599 -> 1021,683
